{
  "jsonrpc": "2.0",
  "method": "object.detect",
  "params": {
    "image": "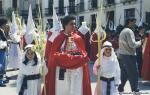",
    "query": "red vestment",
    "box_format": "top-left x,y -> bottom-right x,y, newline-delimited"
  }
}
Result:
42,31 -> 92,95
142,34 -> 150,81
